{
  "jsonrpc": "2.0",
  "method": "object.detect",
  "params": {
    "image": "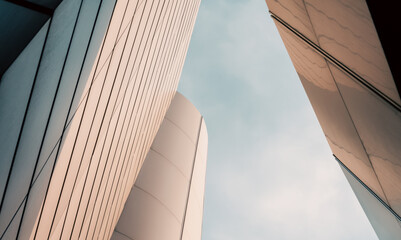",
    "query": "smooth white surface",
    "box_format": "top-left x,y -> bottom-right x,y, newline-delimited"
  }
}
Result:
112,92 -> 207,240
